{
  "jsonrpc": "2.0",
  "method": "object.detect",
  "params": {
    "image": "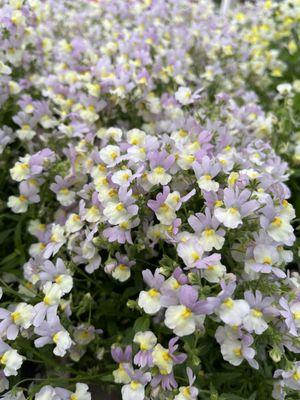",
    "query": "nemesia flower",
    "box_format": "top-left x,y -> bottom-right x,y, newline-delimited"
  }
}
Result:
164,285 -> 206,336
0,0 -> 299,398
138,270 -> 164,315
